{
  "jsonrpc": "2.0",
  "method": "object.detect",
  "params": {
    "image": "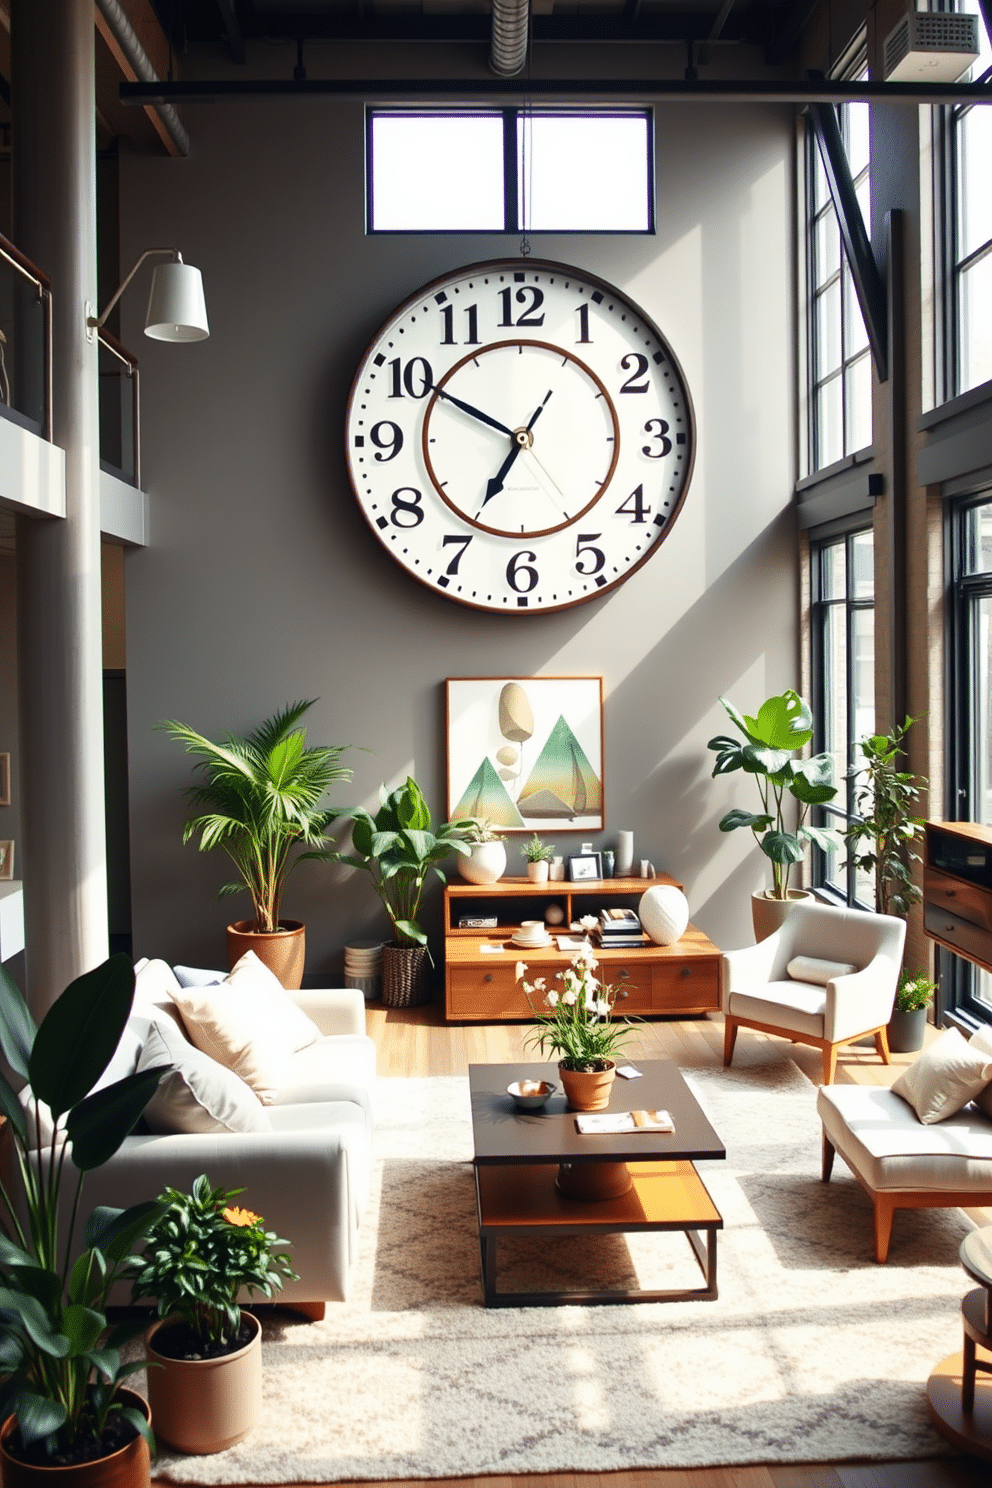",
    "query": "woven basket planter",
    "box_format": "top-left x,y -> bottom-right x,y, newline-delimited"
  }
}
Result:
381,944 -> 431,1008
